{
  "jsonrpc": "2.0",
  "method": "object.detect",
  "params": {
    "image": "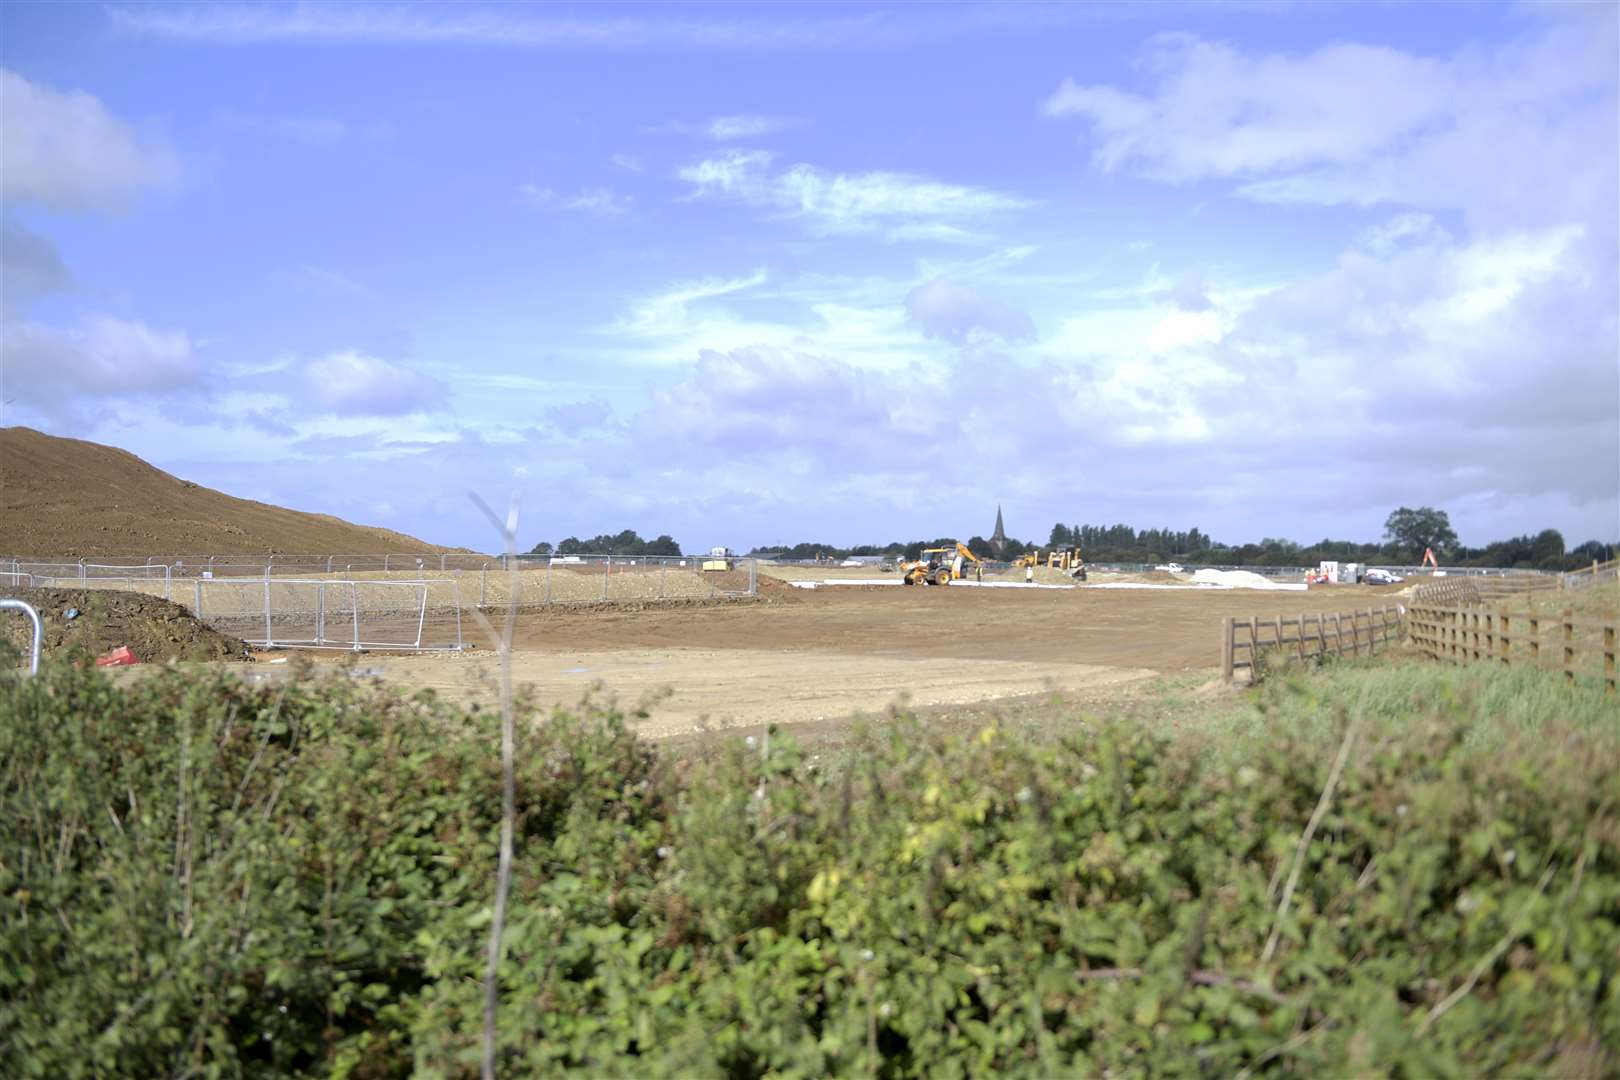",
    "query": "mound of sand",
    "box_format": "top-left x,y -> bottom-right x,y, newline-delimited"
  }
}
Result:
1191,568 -> 1307,591
1,427 -> 449,557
